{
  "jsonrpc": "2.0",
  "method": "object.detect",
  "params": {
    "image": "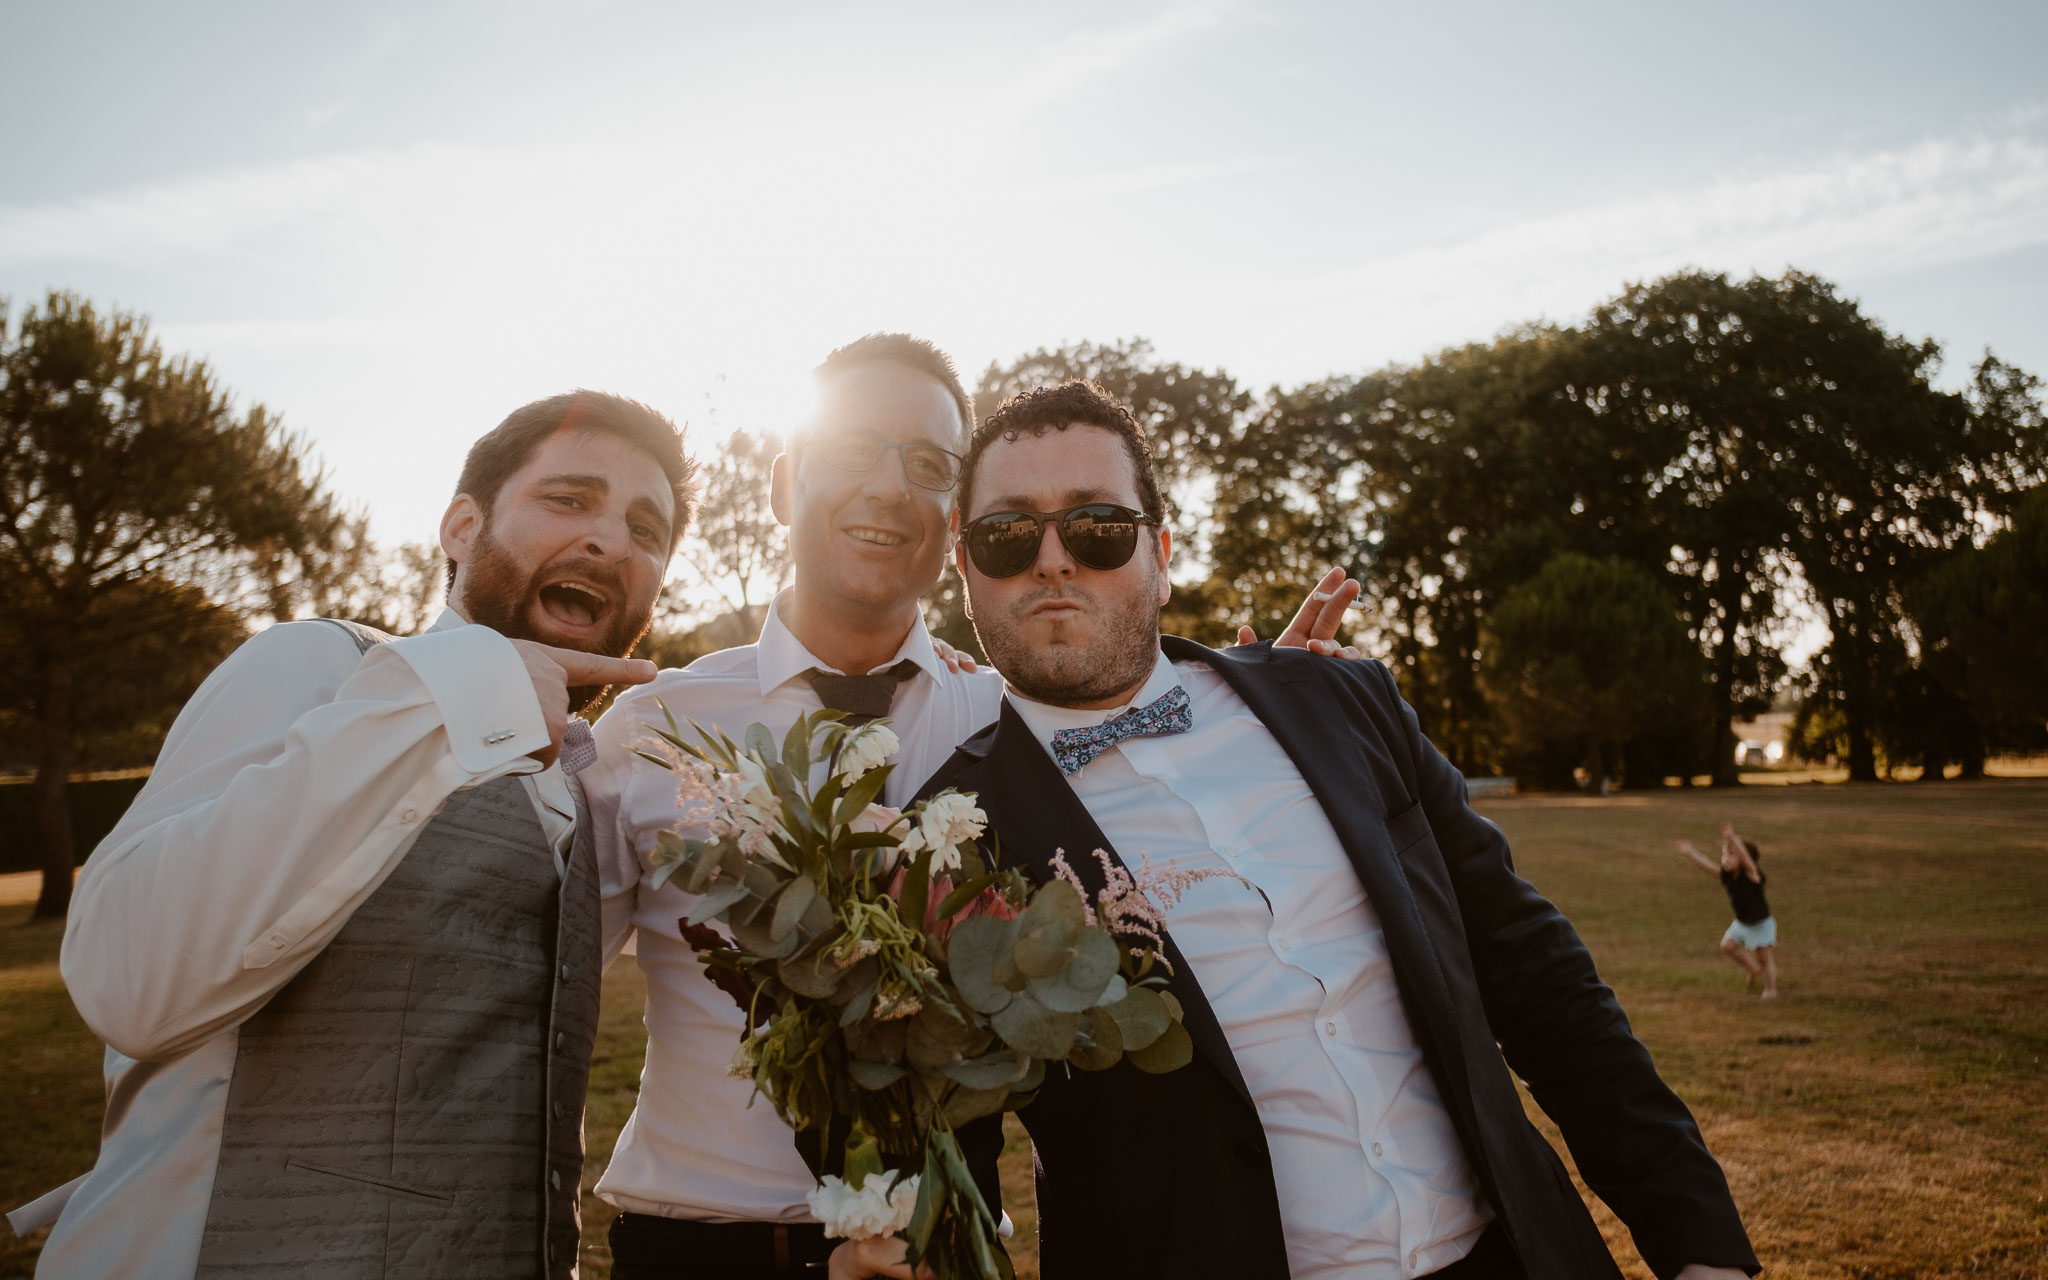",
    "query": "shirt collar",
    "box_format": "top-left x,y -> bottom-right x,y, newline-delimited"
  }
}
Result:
754,587 -> 948,697
1005,647 -> 1181,762
426,607 -> 467,635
